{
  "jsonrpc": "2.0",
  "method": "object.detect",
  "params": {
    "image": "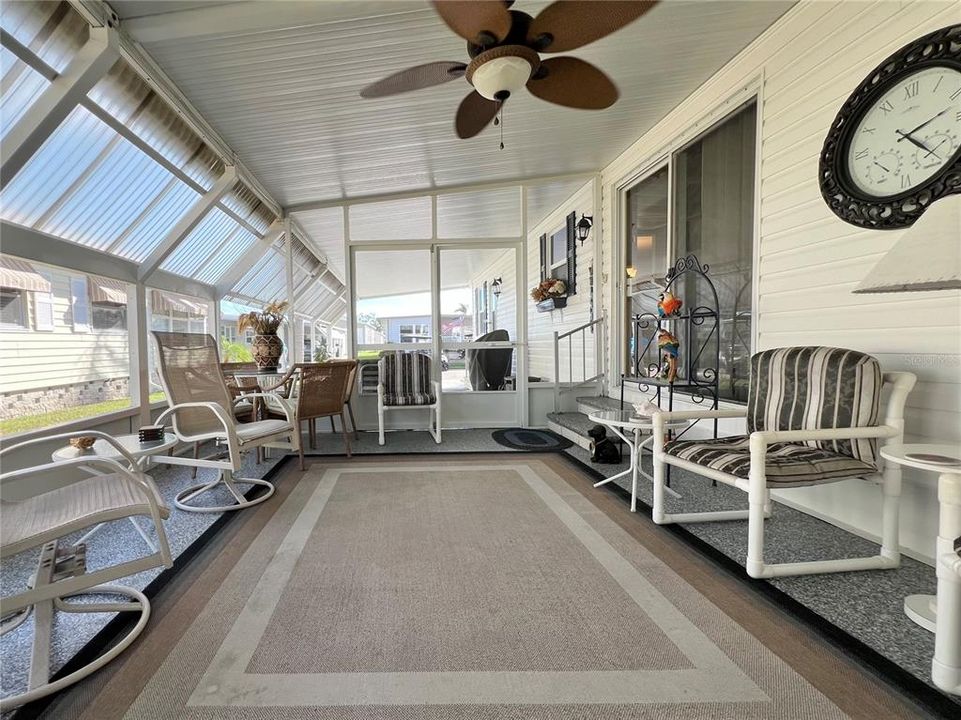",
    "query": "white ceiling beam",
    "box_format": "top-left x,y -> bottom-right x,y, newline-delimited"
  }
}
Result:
285,172 -> 598,214
138,166 -> 237,281
214,220 -> 284,299
0,220 -> 214,299
0,29 -> 57,80
1,26 -> 119,189
122,1 -> 425,44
